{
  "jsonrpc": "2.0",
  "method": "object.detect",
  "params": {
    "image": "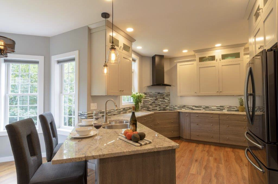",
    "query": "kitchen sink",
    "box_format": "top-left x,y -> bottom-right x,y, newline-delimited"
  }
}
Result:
102,119 -> 130,129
